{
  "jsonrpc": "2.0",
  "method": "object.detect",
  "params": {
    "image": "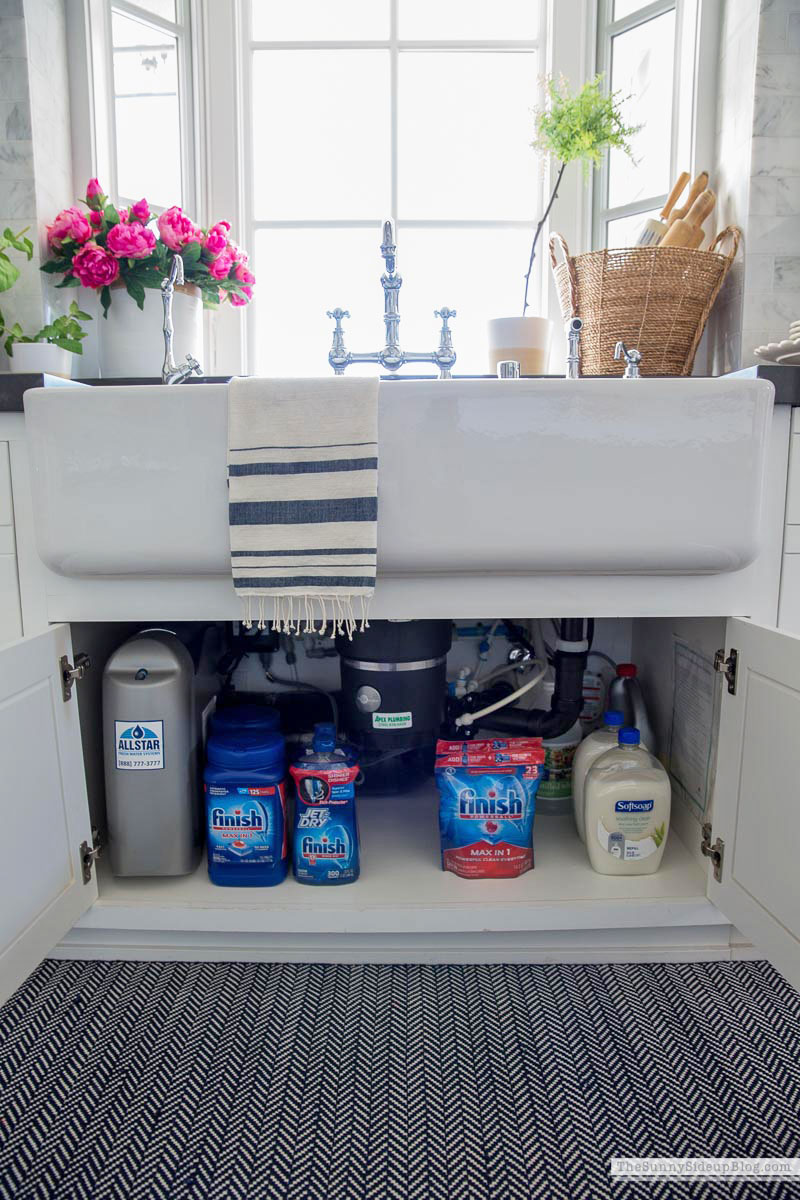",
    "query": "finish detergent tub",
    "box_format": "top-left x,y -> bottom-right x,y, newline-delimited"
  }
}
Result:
204,731 -> 288,886
290,723 -> 360,885
435,738 -> 544,879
